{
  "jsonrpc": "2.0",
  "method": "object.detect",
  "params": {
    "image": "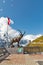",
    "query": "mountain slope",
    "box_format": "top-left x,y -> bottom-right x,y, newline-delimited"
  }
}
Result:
32,36 -> 43,42
19,34 -> 42,47
26,36 -> 43,47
